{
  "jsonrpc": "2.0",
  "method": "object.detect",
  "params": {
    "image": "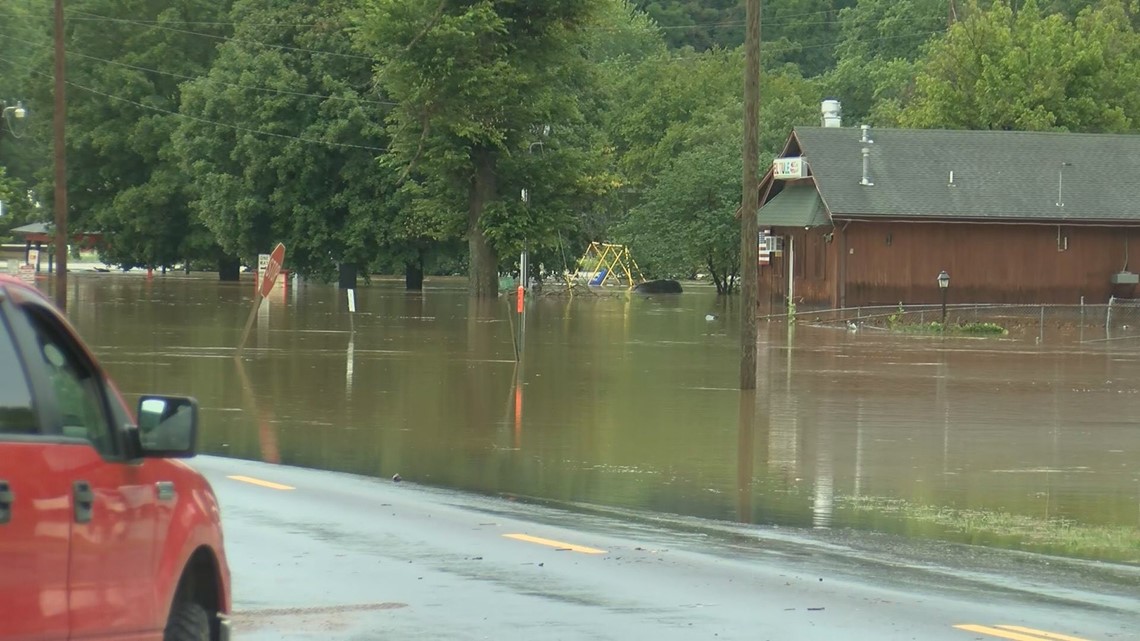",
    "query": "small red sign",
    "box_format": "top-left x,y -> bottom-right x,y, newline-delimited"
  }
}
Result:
258,243 -> 286,298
